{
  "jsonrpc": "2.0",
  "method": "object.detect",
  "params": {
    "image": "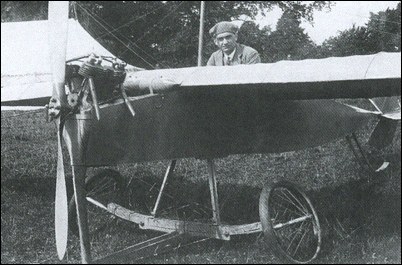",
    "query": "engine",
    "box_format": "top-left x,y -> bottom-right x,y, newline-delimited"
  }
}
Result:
66,54 -> 127,104
47,54 -> 134,121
